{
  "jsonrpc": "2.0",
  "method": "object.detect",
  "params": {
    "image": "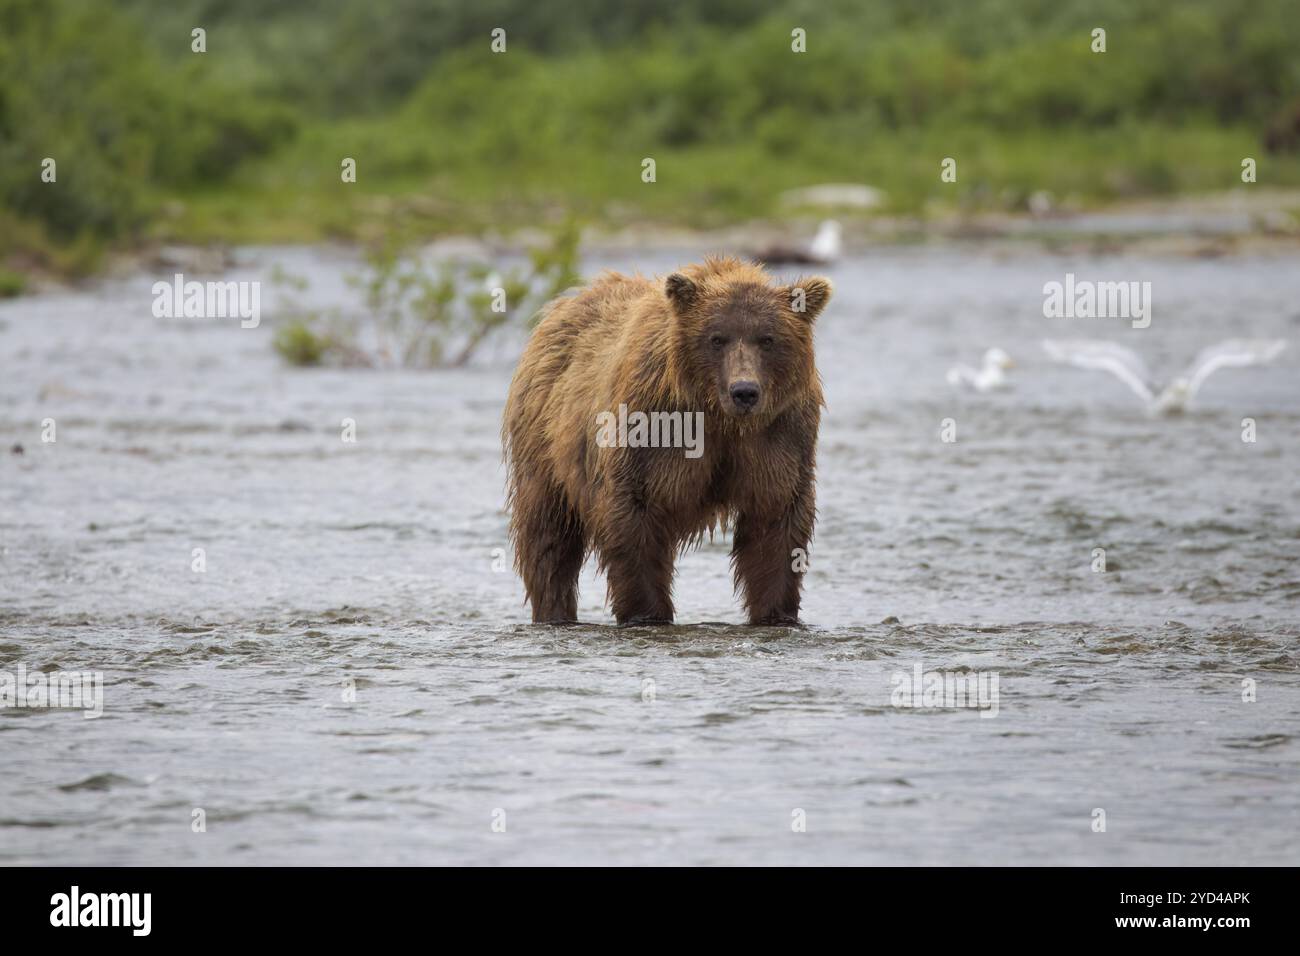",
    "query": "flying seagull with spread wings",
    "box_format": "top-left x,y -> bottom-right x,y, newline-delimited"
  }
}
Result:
1041,338 -> 1287,414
